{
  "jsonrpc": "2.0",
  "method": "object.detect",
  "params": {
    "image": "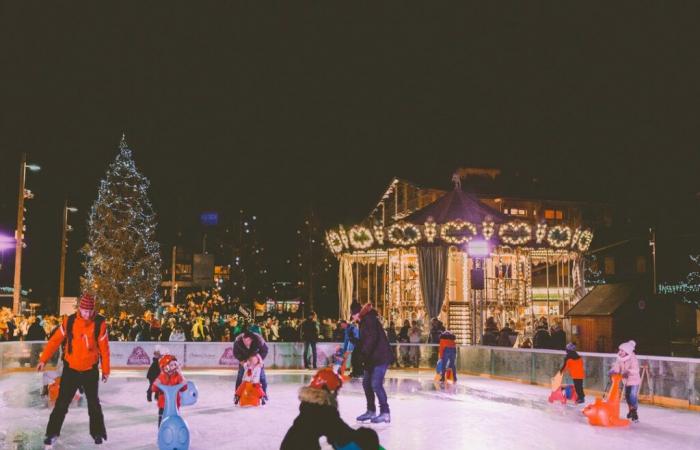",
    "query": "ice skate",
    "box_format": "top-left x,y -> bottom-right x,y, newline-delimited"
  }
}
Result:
356,410 -> 377,422
370,412 -> 391,424
43,435 -> 58,449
